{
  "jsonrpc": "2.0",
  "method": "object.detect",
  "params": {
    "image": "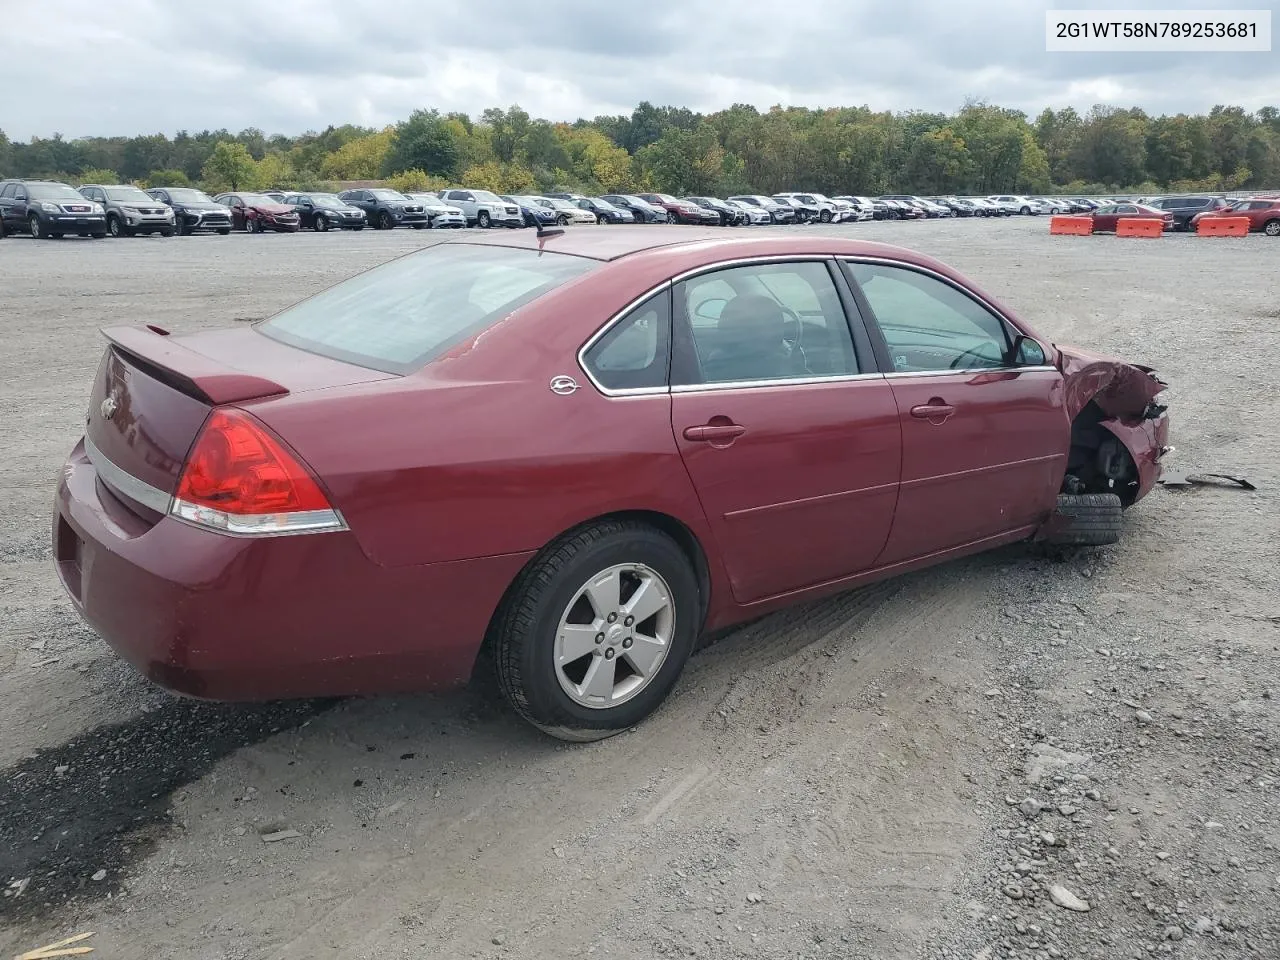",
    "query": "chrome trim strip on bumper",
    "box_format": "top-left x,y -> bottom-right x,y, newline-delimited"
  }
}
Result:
84,434 -> 173,513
